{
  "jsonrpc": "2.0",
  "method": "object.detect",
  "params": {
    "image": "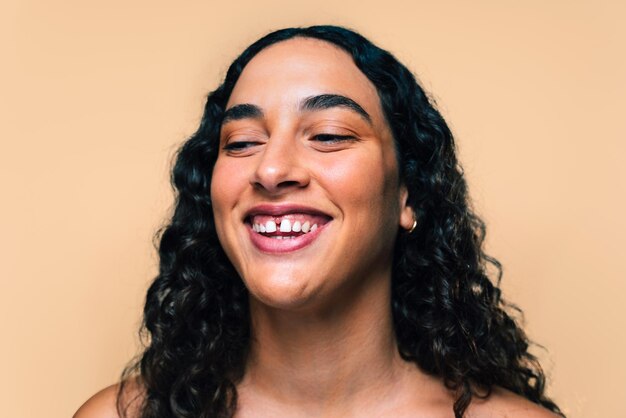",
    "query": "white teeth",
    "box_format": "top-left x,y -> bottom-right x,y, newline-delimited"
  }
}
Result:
252,219 -> 321,235
265,220 -> 277,233
279,219 -> 292,232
